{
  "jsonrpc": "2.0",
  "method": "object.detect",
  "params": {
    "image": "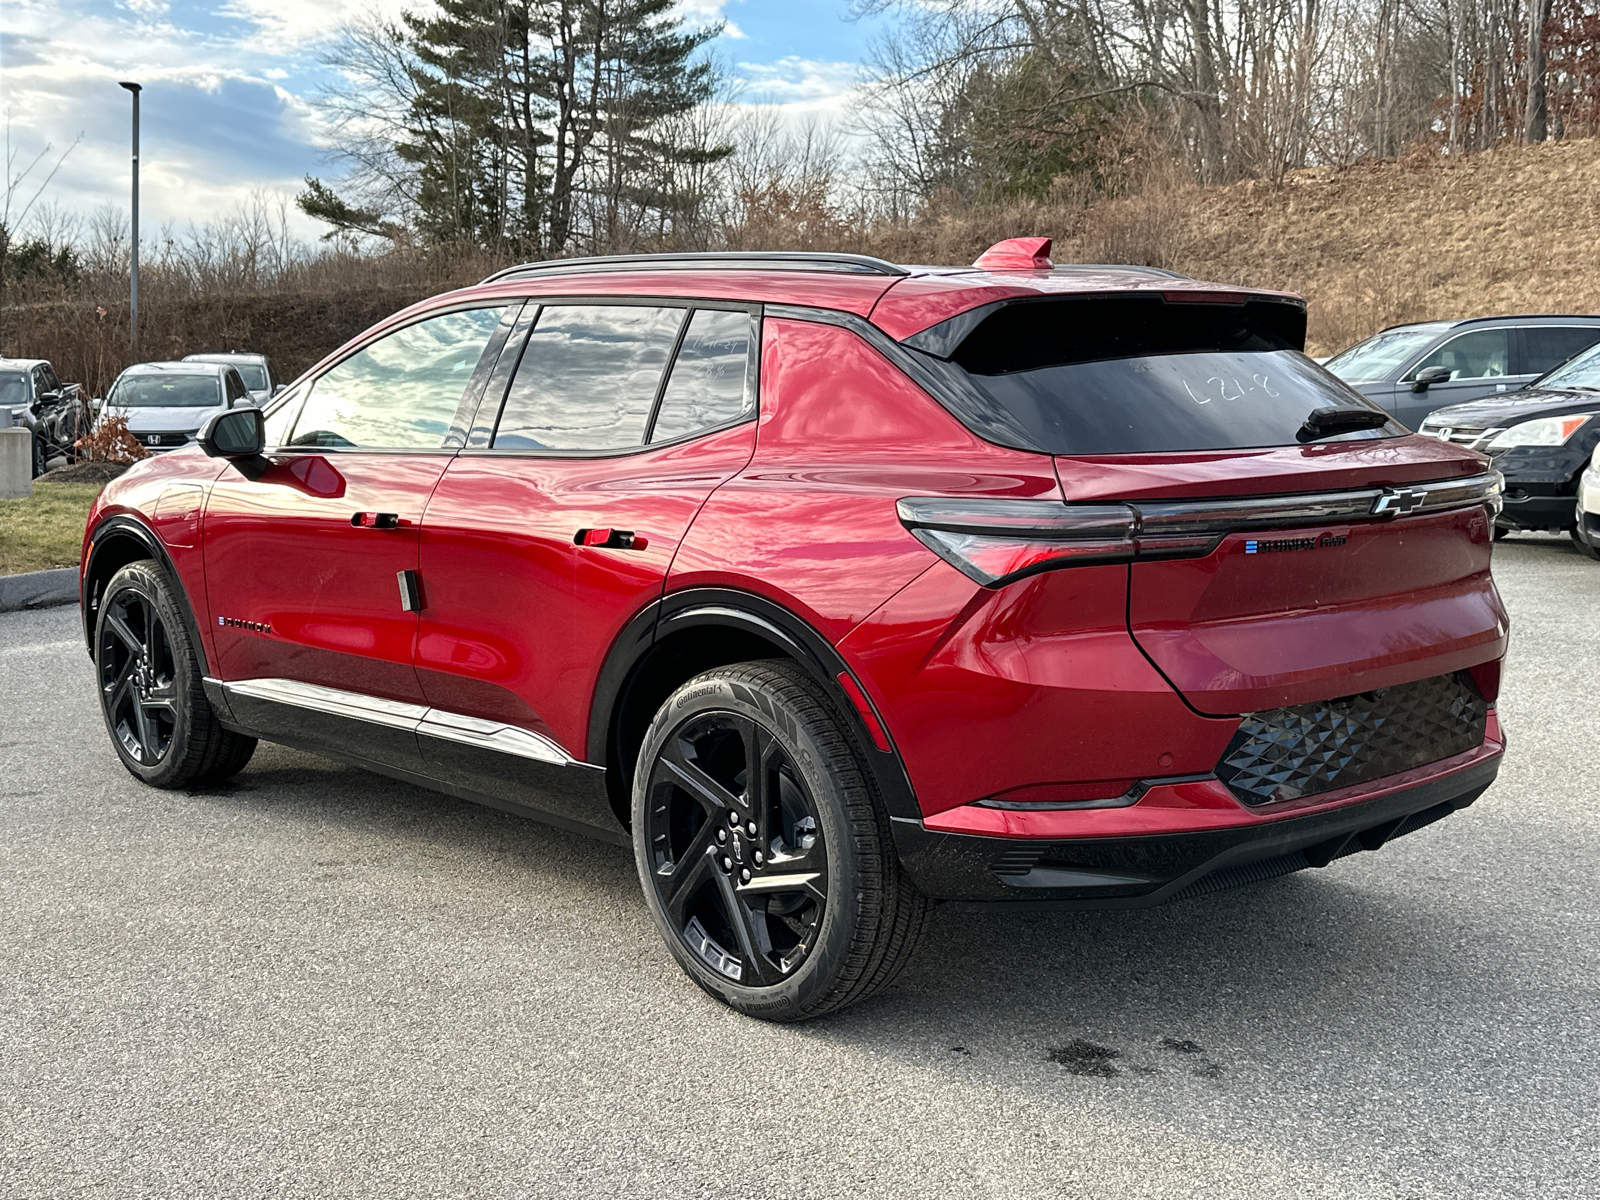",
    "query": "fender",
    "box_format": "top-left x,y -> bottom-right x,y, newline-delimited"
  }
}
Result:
81,513 -> 213,679
587,586 -> 924,823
